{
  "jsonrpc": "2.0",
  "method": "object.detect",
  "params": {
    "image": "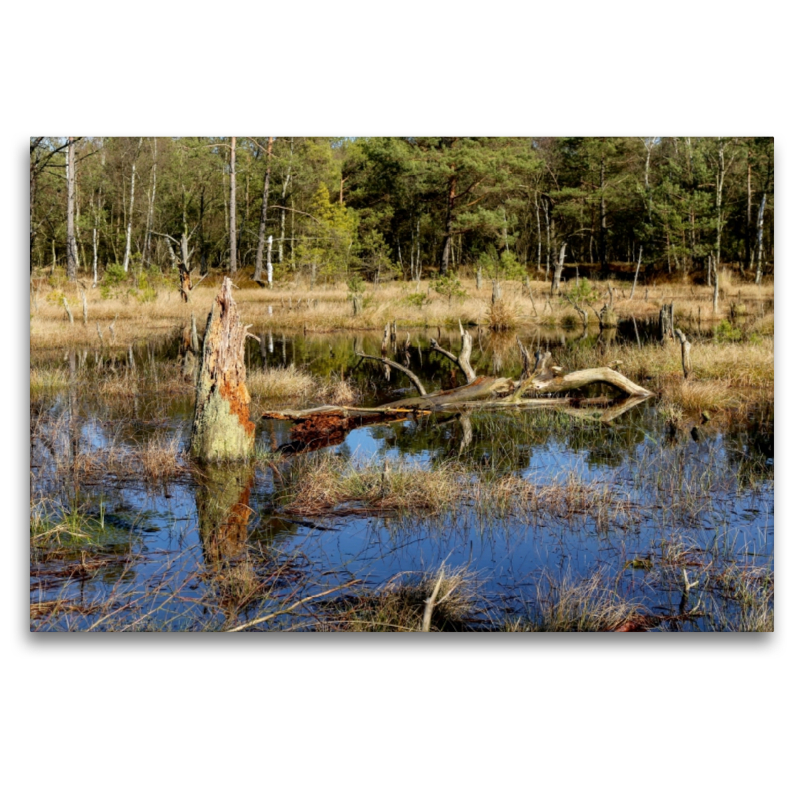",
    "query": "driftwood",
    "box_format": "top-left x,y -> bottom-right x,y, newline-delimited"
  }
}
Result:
430,321 -> 477,383
266,323 -> 653,450
355,352 -> 428,396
